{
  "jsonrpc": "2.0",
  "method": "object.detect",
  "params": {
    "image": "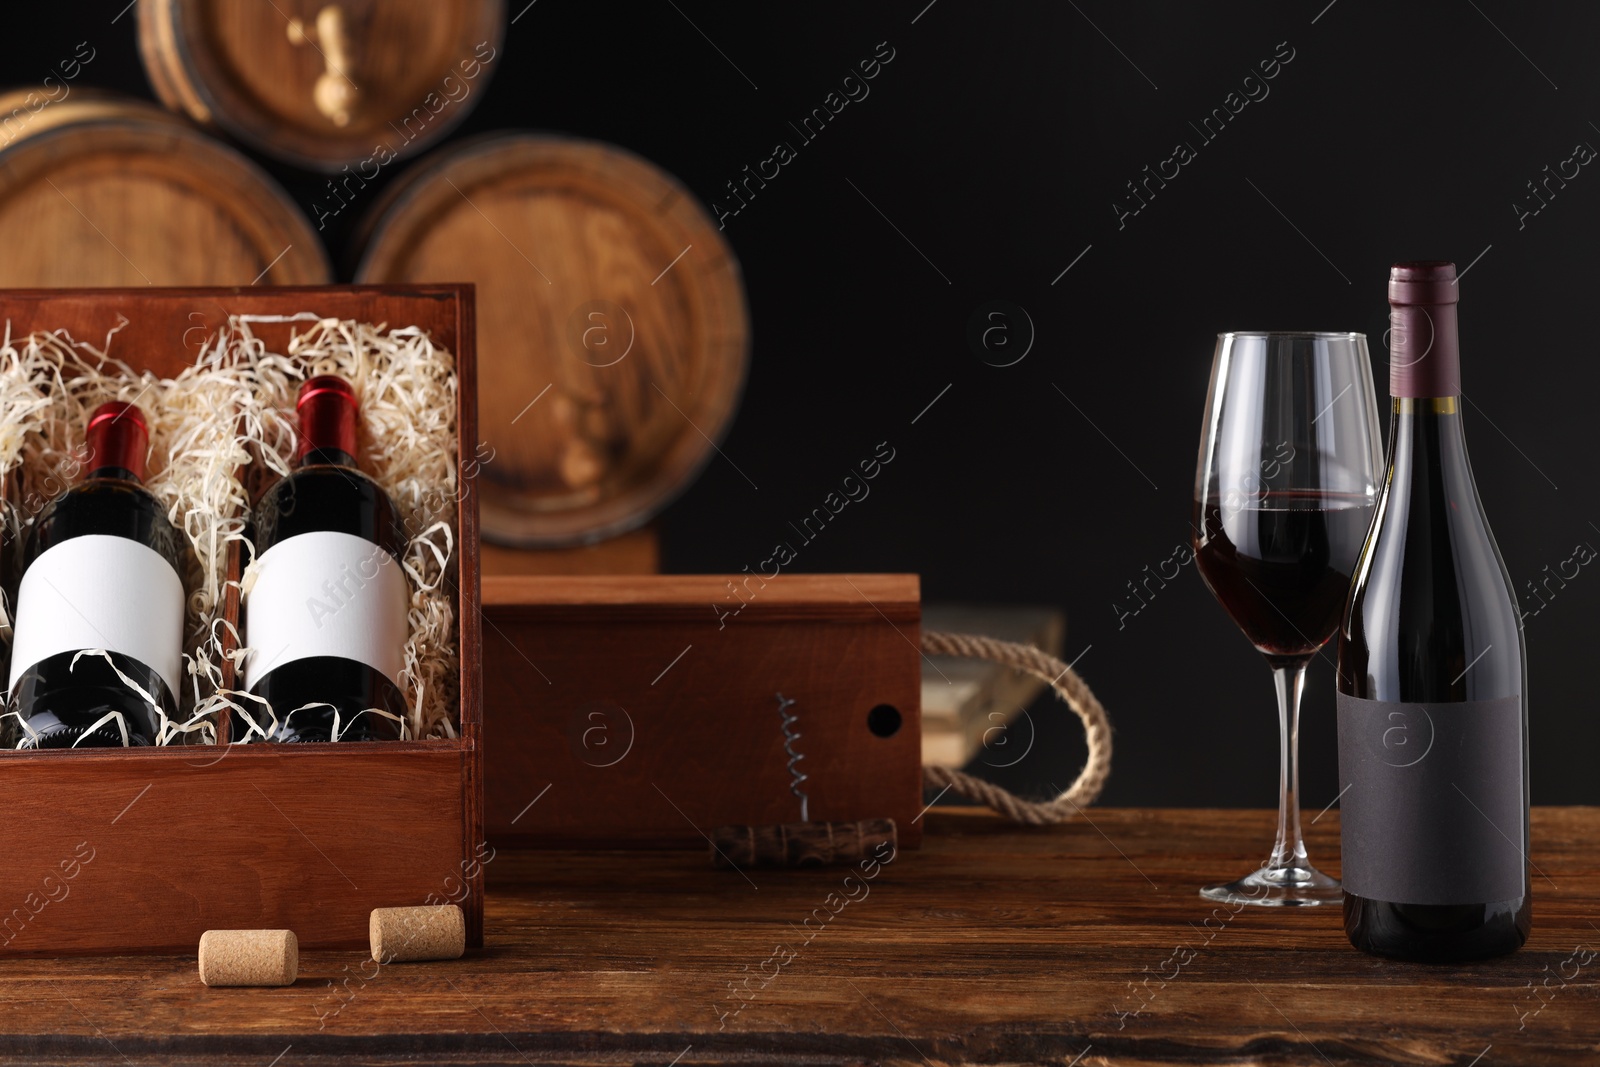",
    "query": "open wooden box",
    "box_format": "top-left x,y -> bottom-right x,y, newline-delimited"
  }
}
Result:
0,285 -> 482,955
